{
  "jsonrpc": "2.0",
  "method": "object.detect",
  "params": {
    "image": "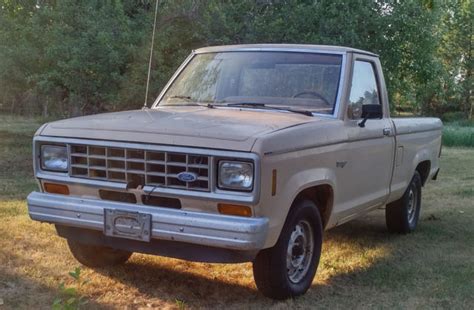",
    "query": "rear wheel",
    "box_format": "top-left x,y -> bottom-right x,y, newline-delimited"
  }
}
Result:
386,171 -> 422,233
67,239 -> 132,268
252,200 -> 323,299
